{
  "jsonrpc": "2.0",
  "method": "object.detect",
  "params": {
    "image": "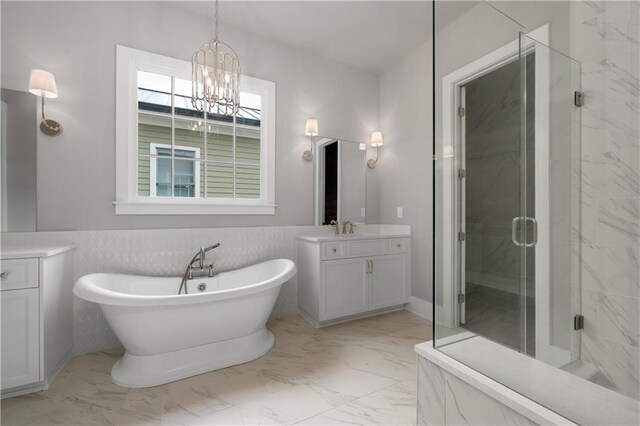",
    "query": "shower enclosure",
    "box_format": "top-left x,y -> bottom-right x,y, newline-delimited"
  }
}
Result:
433,1 -> 639,424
